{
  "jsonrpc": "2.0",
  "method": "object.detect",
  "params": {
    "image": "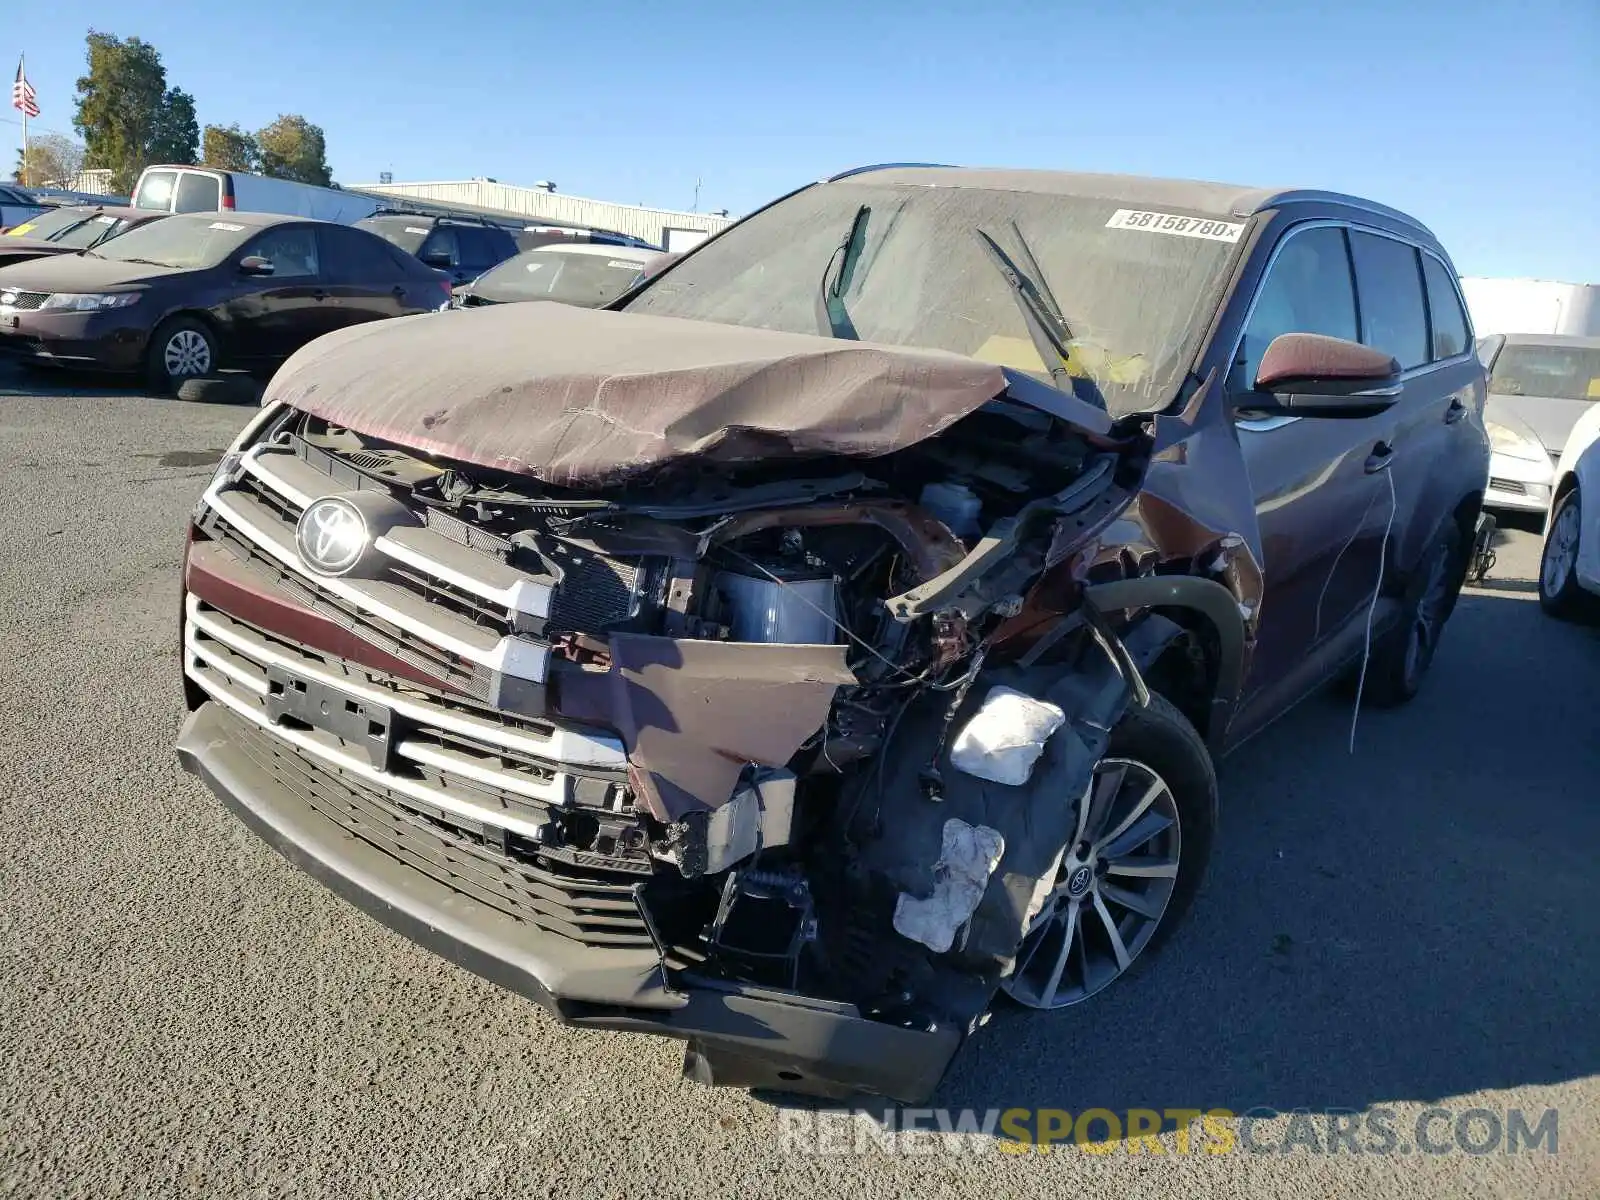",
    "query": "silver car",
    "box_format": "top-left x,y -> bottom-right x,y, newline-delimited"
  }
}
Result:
1479,333 -> 1600,518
